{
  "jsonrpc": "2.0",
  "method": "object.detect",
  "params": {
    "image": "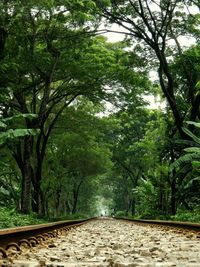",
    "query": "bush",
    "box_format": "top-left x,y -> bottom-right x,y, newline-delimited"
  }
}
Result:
0,206 -> 48,229
115,210 -> 127,217
0,206 -> 91,229
171,210 -> 200,223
